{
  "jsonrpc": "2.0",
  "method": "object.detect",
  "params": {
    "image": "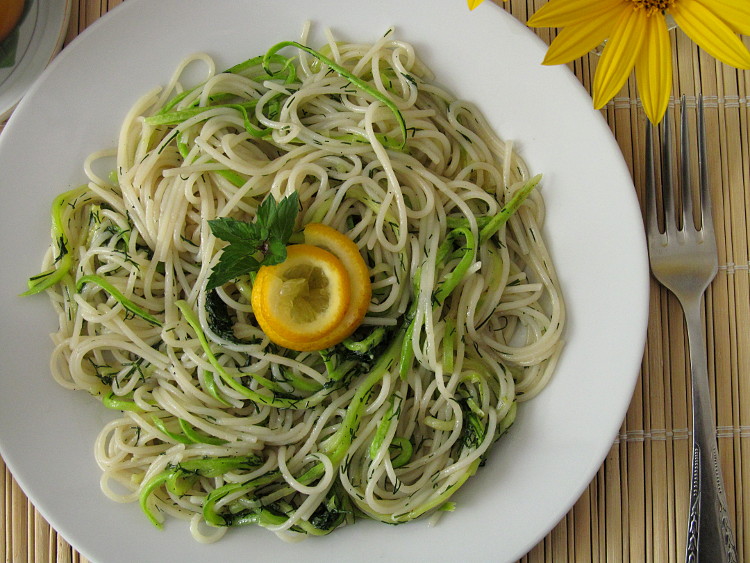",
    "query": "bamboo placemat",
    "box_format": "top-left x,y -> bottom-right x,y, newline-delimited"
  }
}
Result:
2,1 -> 749,561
